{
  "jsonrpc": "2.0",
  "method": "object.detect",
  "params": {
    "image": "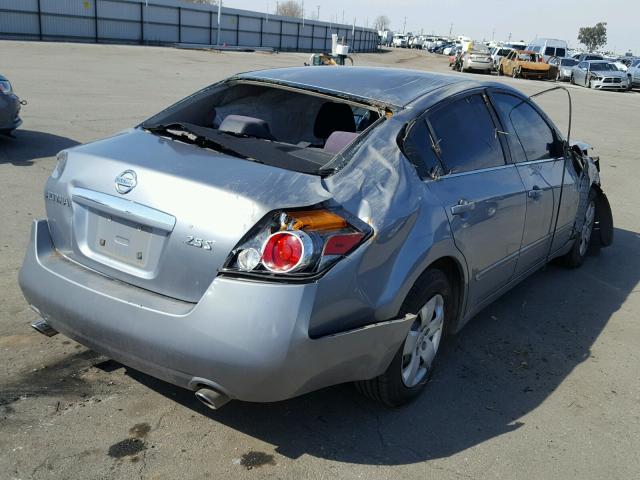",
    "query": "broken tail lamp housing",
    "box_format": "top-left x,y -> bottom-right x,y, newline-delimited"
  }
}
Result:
224,208 -> 372,279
